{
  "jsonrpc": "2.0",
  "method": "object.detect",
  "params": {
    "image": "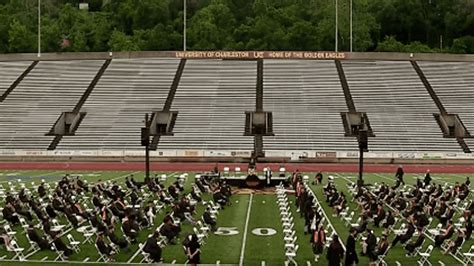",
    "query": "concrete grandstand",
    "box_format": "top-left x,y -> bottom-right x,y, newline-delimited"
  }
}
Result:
0,51 -> 473,164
